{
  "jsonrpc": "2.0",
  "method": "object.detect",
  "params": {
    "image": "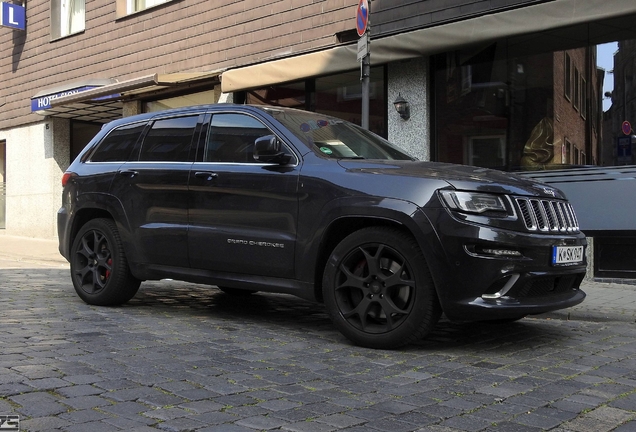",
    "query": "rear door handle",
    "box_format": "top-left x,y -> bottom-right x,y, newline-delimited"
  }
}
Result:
194,171 -> 218,181
118,170 -> 138,178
